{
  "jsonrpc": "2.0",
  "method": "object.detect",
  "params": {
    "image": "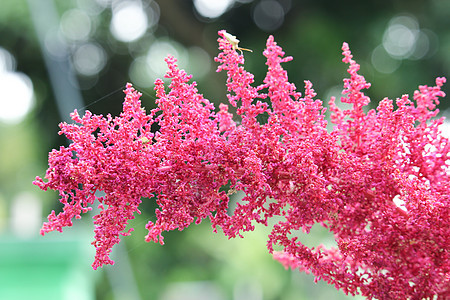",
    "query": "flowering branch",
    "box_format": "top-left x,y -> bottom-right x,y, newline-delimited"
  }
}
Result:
34,30 -> 449,299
